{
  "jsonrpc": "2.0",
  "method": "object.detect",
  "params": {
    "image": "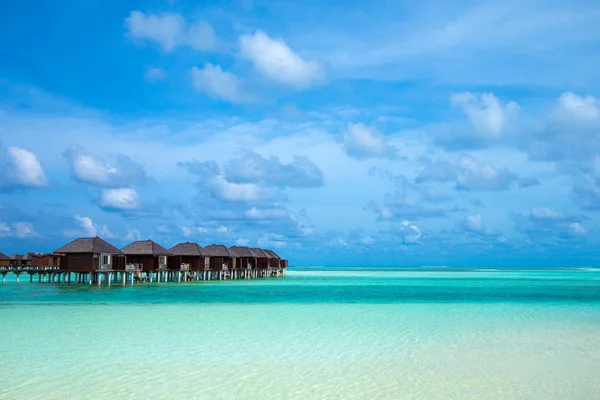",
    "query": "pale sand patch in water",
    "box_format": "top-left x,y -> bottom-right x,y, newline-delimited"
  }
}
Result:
1,303 -> 599,399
